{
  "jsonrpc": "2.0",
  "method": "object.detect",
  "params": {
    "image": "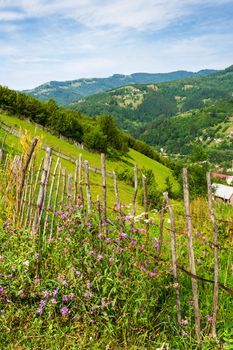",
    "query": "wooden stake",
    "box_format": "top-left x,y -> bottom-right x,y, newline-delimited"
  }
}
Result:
84,160 -> 91,215
142,174 -> 149,241
29,157 -> 44,229
32,148 -> 52,235
50,163 -> 61,236
163,192 -> 181,325
113,171 -> 122,225
74,159 -> 79,204
207,172 -> 219,339
38,156 -> 52,232
43,157 -> 60,235
67,173 -> 73,206
78,153 -> 83,206
60,167 -> 66,208
158,198 -> 166,257
101,153 -> 107,223
25,158 -> 35,227
132,164 -> 138,217
183,168 -> 201,341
